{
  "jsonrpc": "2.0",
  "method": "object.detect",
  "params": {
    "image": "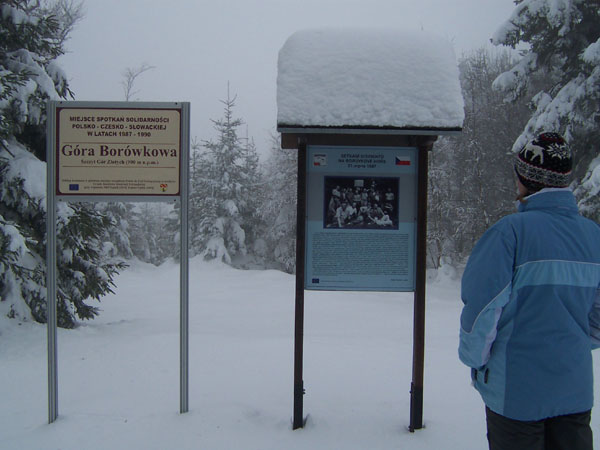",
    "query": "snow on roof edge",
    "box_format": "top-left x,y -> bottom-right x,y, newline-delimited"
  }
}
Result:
277,27 -> 465,131
277,124 -> 463,136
